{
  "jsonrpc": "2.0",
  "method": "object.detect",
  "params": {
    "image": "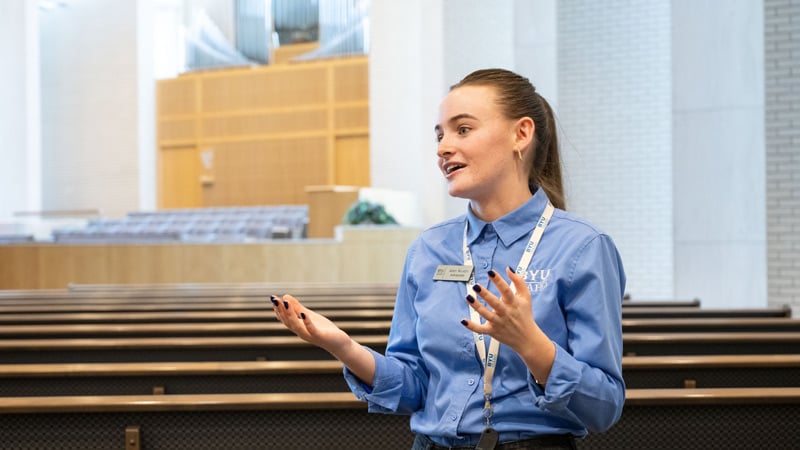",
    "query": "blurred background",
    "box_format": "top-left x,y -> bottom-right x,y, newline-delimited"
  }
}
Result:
0,0 -> 797,314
